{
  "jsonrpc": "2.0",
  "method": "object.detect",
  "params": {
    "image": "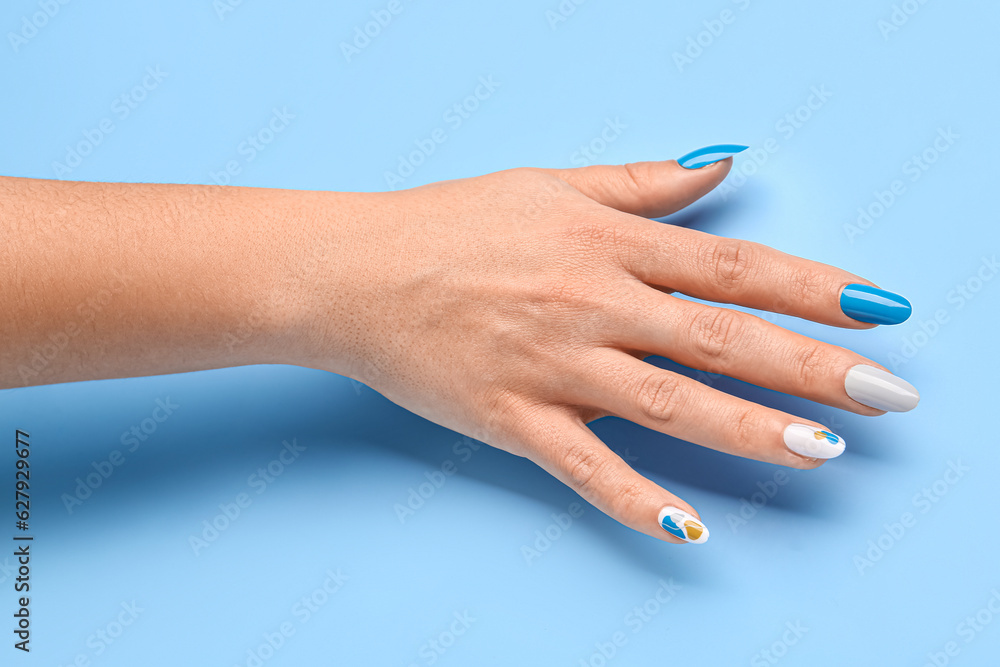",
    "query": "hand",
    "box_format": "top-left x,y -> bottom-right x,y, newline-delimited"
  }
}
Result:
286,157 -> 919,545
